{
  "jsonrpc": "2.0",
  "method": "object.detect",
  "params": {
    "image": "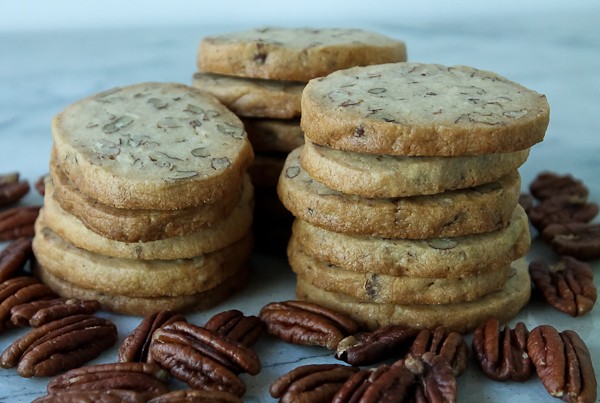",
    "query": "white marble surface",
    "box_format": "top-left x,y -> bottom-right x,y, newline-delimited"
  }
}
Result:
1,3 -> 599,402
